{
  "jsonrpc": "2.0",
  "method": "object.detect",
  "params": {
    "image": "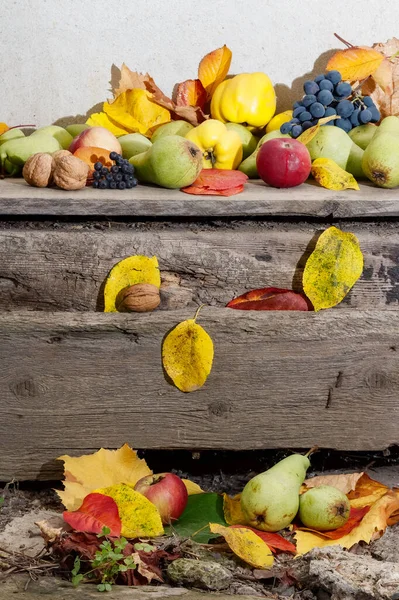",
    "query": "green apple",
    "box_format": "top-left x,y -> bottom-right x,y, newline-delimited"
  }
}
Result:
225,123 -> 259,159
119,133 -> 152,160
